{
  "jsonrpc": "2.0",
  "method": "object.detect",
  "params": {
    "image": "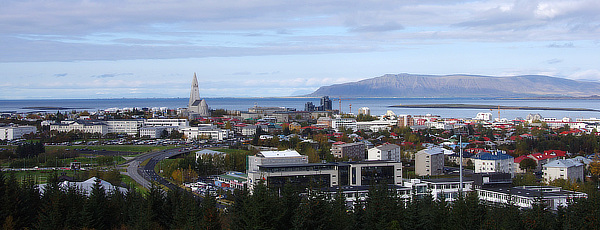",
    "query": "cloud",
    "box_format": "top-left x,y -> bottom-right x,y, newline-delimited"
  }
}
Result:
349,22 -> 404,33
53,73 -> 68,77
545,58 -> 562,64
91,73 -> 133,78
547,42 -> 574,48
568,69 -> 600,81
